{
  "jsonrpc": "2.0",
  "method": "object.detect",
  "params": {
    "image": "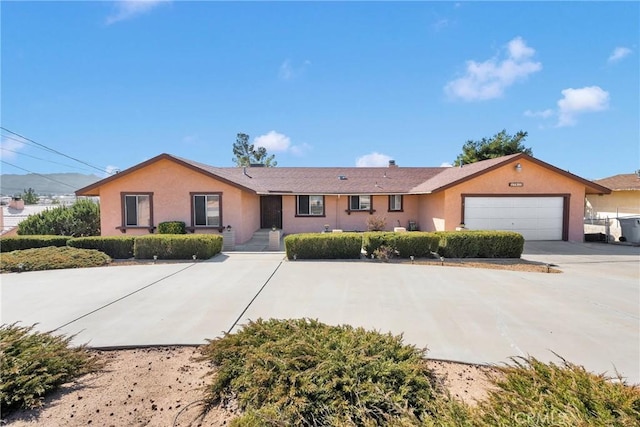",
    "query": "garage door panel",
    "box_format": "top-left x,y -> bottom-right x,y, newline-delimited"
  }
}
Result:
464,197 -> 564,241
